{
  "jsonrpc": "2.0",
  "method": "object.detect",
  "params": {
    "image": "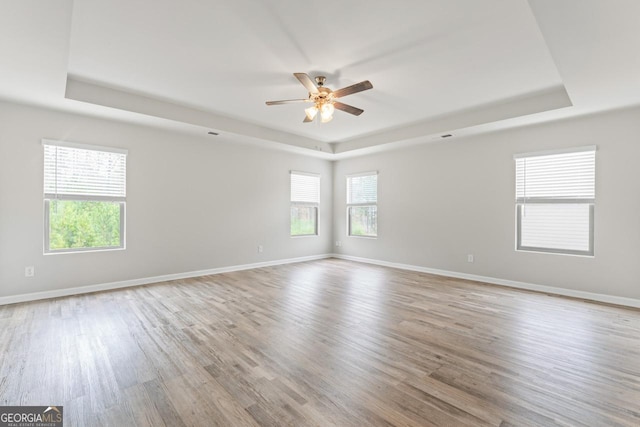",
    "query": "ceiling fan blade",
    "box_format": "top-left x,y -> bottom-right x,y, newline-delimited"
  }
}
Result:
333,80 -> 373,98
294,73 -> 318,93
303,115 -> 313,123
333,101 -> 364,116
265,99 -> 309,105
